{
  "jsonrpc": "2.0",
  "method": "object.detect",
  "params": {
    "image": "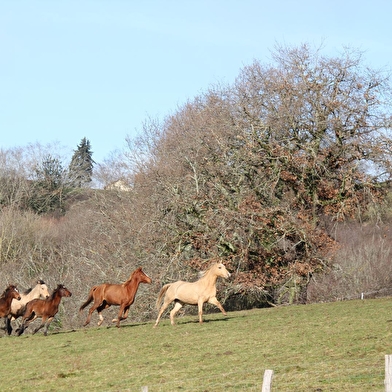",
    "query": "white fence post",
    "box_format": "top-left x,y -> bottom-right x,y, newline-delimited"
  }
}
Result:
262,369 -> 274,392
386,355 -> 392,392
